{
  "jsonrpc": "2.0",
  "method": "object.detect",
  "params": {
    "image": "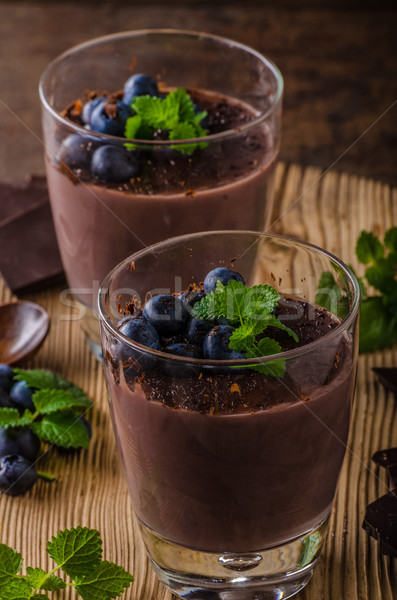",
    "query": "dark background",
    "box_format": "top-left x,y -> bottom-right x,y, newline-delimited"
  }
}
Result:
1,0 -> 396,185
